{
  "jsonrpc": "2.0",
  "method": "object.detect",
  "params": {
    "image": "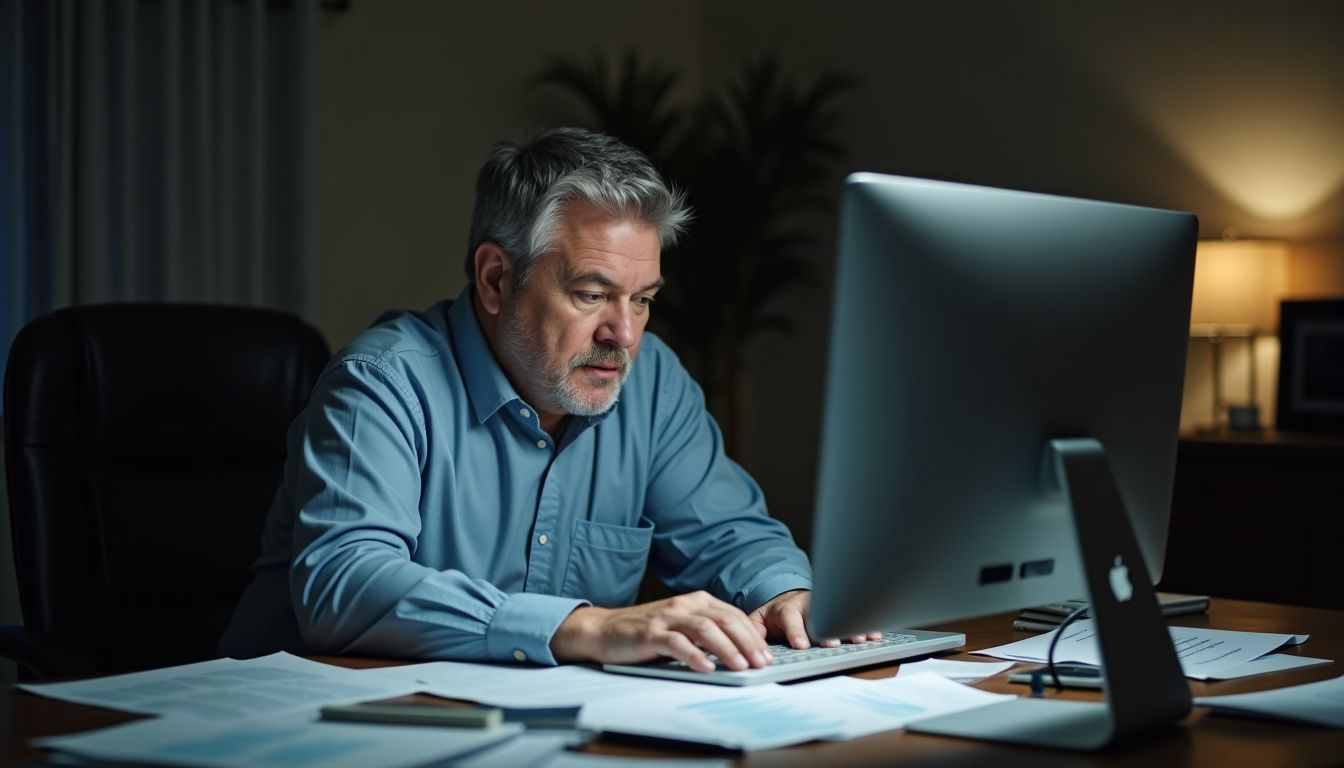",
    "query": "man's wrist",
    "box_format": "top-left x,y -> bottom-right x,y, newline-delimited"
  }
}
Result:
487,592 -> 589,665
550,605 -> 606,663
741,575 -> 813,613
